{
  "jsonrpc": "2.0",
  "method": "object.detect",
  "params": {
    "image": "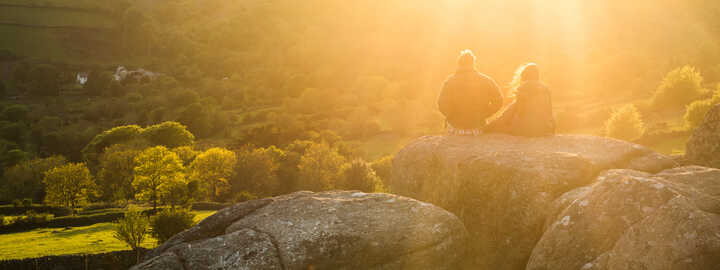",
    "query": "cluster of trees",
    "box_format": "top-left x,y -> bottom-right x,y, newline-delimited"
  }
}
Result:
605,65 -> 719,141
1,121 -> 393,211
